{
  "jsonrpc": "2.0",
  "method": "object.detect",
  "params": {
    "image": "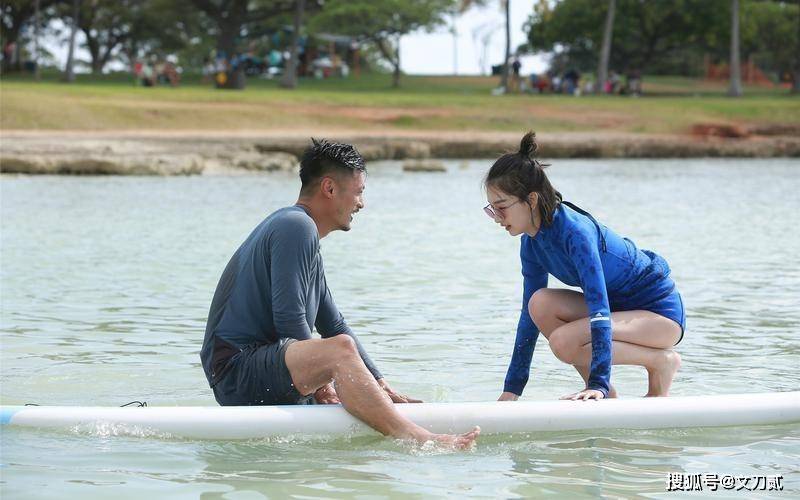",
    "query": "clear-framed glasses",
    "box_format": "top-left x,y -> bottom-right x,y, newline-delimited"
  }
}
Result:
483,199 -> 521,220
